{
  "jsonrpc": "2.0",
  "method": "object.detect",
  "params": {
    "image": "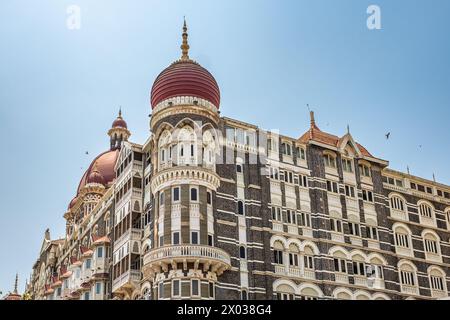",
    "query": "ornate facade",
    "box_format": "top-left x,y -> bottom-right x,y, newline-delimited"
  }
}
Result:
29,21 -> 450,300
